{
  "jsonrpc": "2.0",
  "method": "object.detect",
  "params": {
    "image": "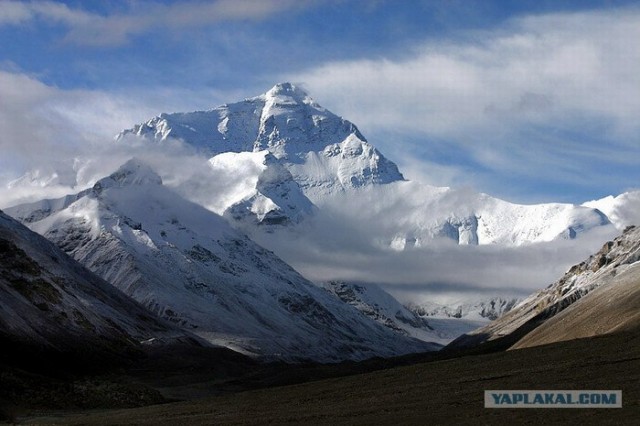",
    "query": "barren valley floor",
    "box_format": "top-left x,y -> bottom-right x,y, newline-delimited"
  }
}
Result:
21,329 -> 640,426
